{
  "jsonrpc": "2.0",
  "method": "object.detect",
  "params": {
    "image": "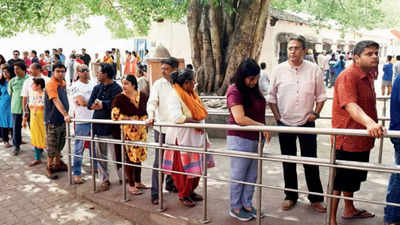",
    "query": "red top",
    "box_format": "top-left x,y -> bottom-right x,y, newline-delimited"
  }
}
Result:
332,64 -> 378,152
